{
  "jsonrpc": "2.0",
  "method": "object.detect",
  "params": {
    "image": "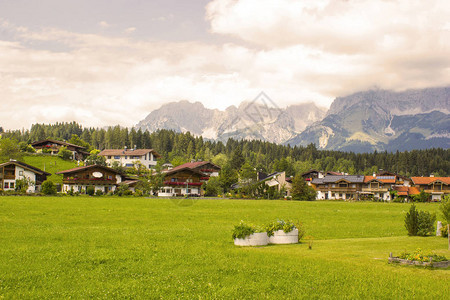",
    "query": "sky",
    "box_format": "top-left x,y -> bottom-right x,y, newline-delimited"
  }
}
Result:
0,0 -> 449,130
